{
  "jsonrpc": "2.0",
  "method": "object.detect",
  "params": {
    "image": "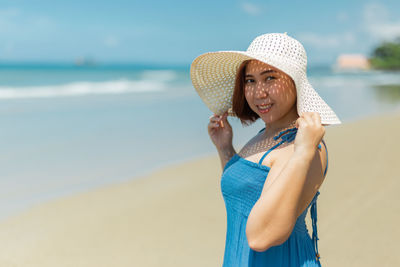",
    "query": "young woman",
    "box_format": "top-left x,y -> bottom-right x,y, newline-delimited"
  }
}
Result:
190,33 -> 341,266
